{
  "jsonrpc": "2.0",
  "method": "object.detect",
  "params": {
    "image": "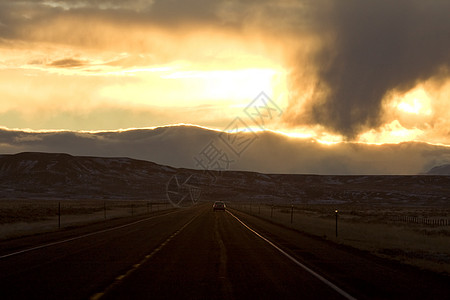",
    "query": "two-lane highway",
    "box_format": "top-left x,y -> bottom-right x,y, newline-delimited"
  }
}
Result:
100,205 -> 348,299
1,203 -> 449,299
